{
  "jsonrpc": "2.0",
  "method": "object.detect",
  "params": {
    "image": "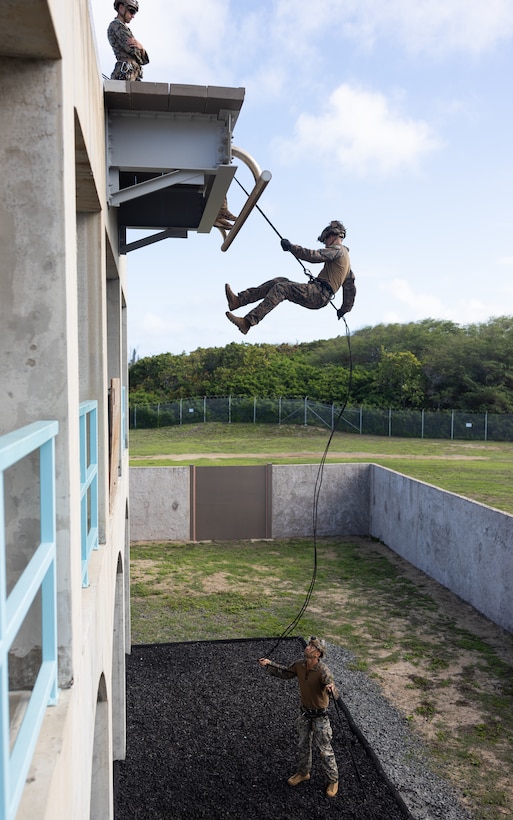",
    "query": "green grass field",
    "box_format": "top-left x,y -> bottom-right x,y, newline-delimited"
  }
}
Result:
128,422 -> 513,817
129,423 -> 513,513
